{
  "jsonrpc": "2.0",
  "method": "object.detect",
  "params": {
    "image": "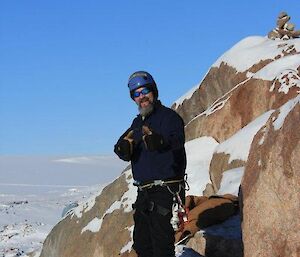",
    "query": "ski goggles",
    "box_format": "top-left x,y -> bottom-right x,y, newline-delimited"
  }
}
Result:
133,87 -> 152,98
